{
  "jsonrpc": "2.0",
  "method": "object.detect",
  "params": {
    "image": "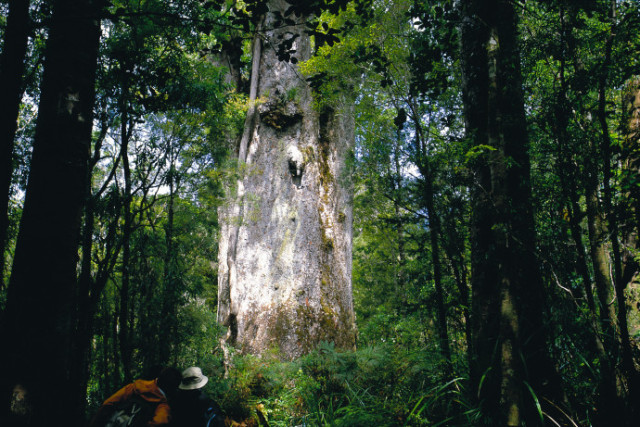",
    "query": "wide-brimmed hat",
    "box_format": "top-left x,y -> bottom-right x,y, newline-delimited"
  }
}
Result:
179,366 -> 209,390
